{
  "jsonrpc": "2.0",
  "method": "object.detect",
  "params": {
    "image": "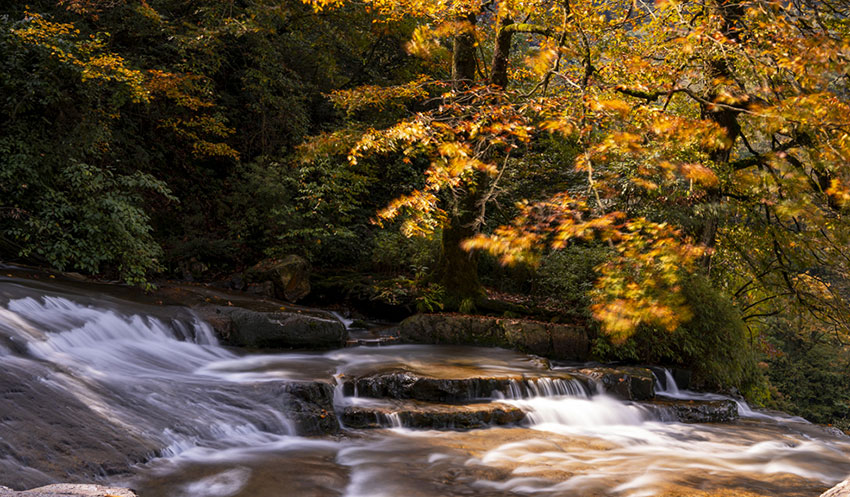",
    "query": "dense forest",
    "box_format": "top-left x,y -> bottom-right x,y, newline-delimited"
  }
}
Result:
1,0 -> 849,431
